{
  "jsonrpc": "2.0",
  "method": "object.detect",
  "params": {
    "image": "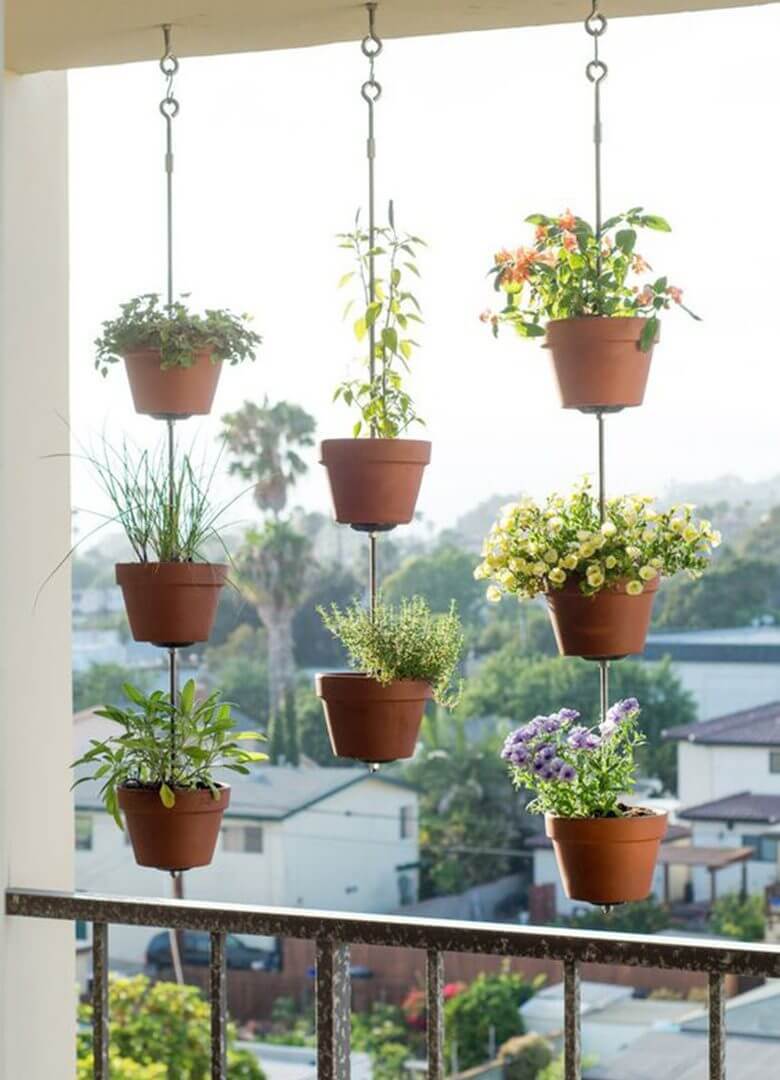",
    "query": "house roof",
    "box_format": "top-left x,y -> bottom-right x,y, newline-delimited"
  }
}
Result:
585,1030 -> 780,1080
656,845 -> 753,869
663,701 -> 780,747
75,766 -> 417,822
678,792 -> 780,825
644,626 -> 780,665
